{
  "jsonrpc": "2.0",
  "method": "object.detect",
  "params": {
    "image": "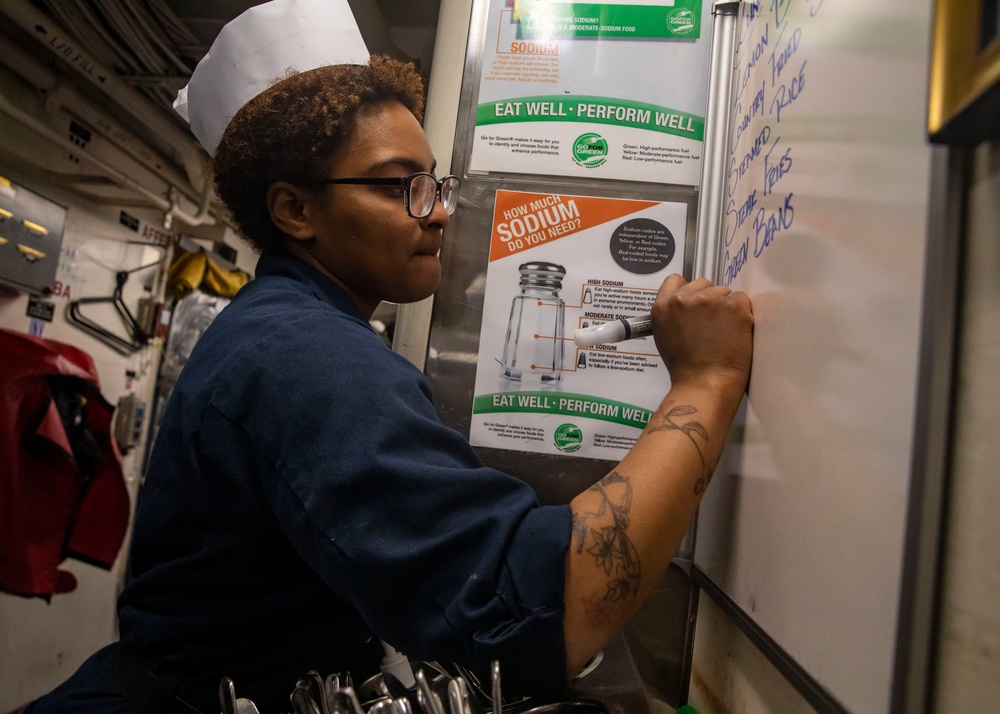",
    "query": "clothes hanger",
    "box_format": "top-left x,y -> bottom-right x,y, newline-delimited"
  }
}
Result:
66,258 -> 161,355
